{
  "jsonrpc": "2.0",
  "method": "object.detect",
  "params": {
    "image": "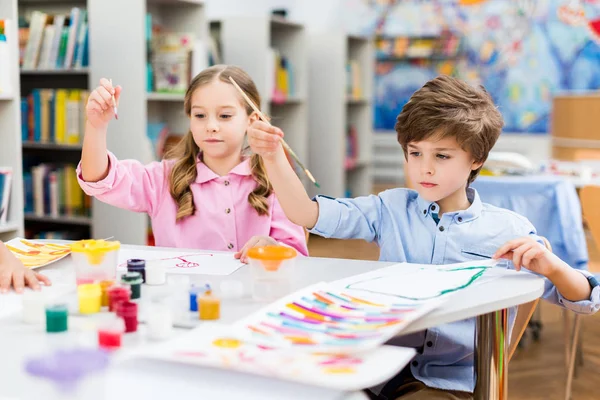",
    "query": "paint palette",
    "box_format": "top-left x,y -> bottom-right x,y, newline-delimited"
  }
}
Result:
233,282 -> 441,354
135,324 -> 416,391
